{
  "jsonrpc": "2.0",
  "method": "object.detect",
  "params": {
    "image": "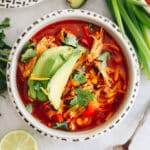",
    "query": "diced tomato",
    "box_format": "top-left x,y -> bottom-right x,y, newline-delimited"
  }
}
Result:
80,25 -> 93,49
55,114 -> 64,123
80,36 -> 93,49
47,122 -> 52,127
82,102 -> 99,117
83,26 -> 90,37
80,37 -> 91,48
